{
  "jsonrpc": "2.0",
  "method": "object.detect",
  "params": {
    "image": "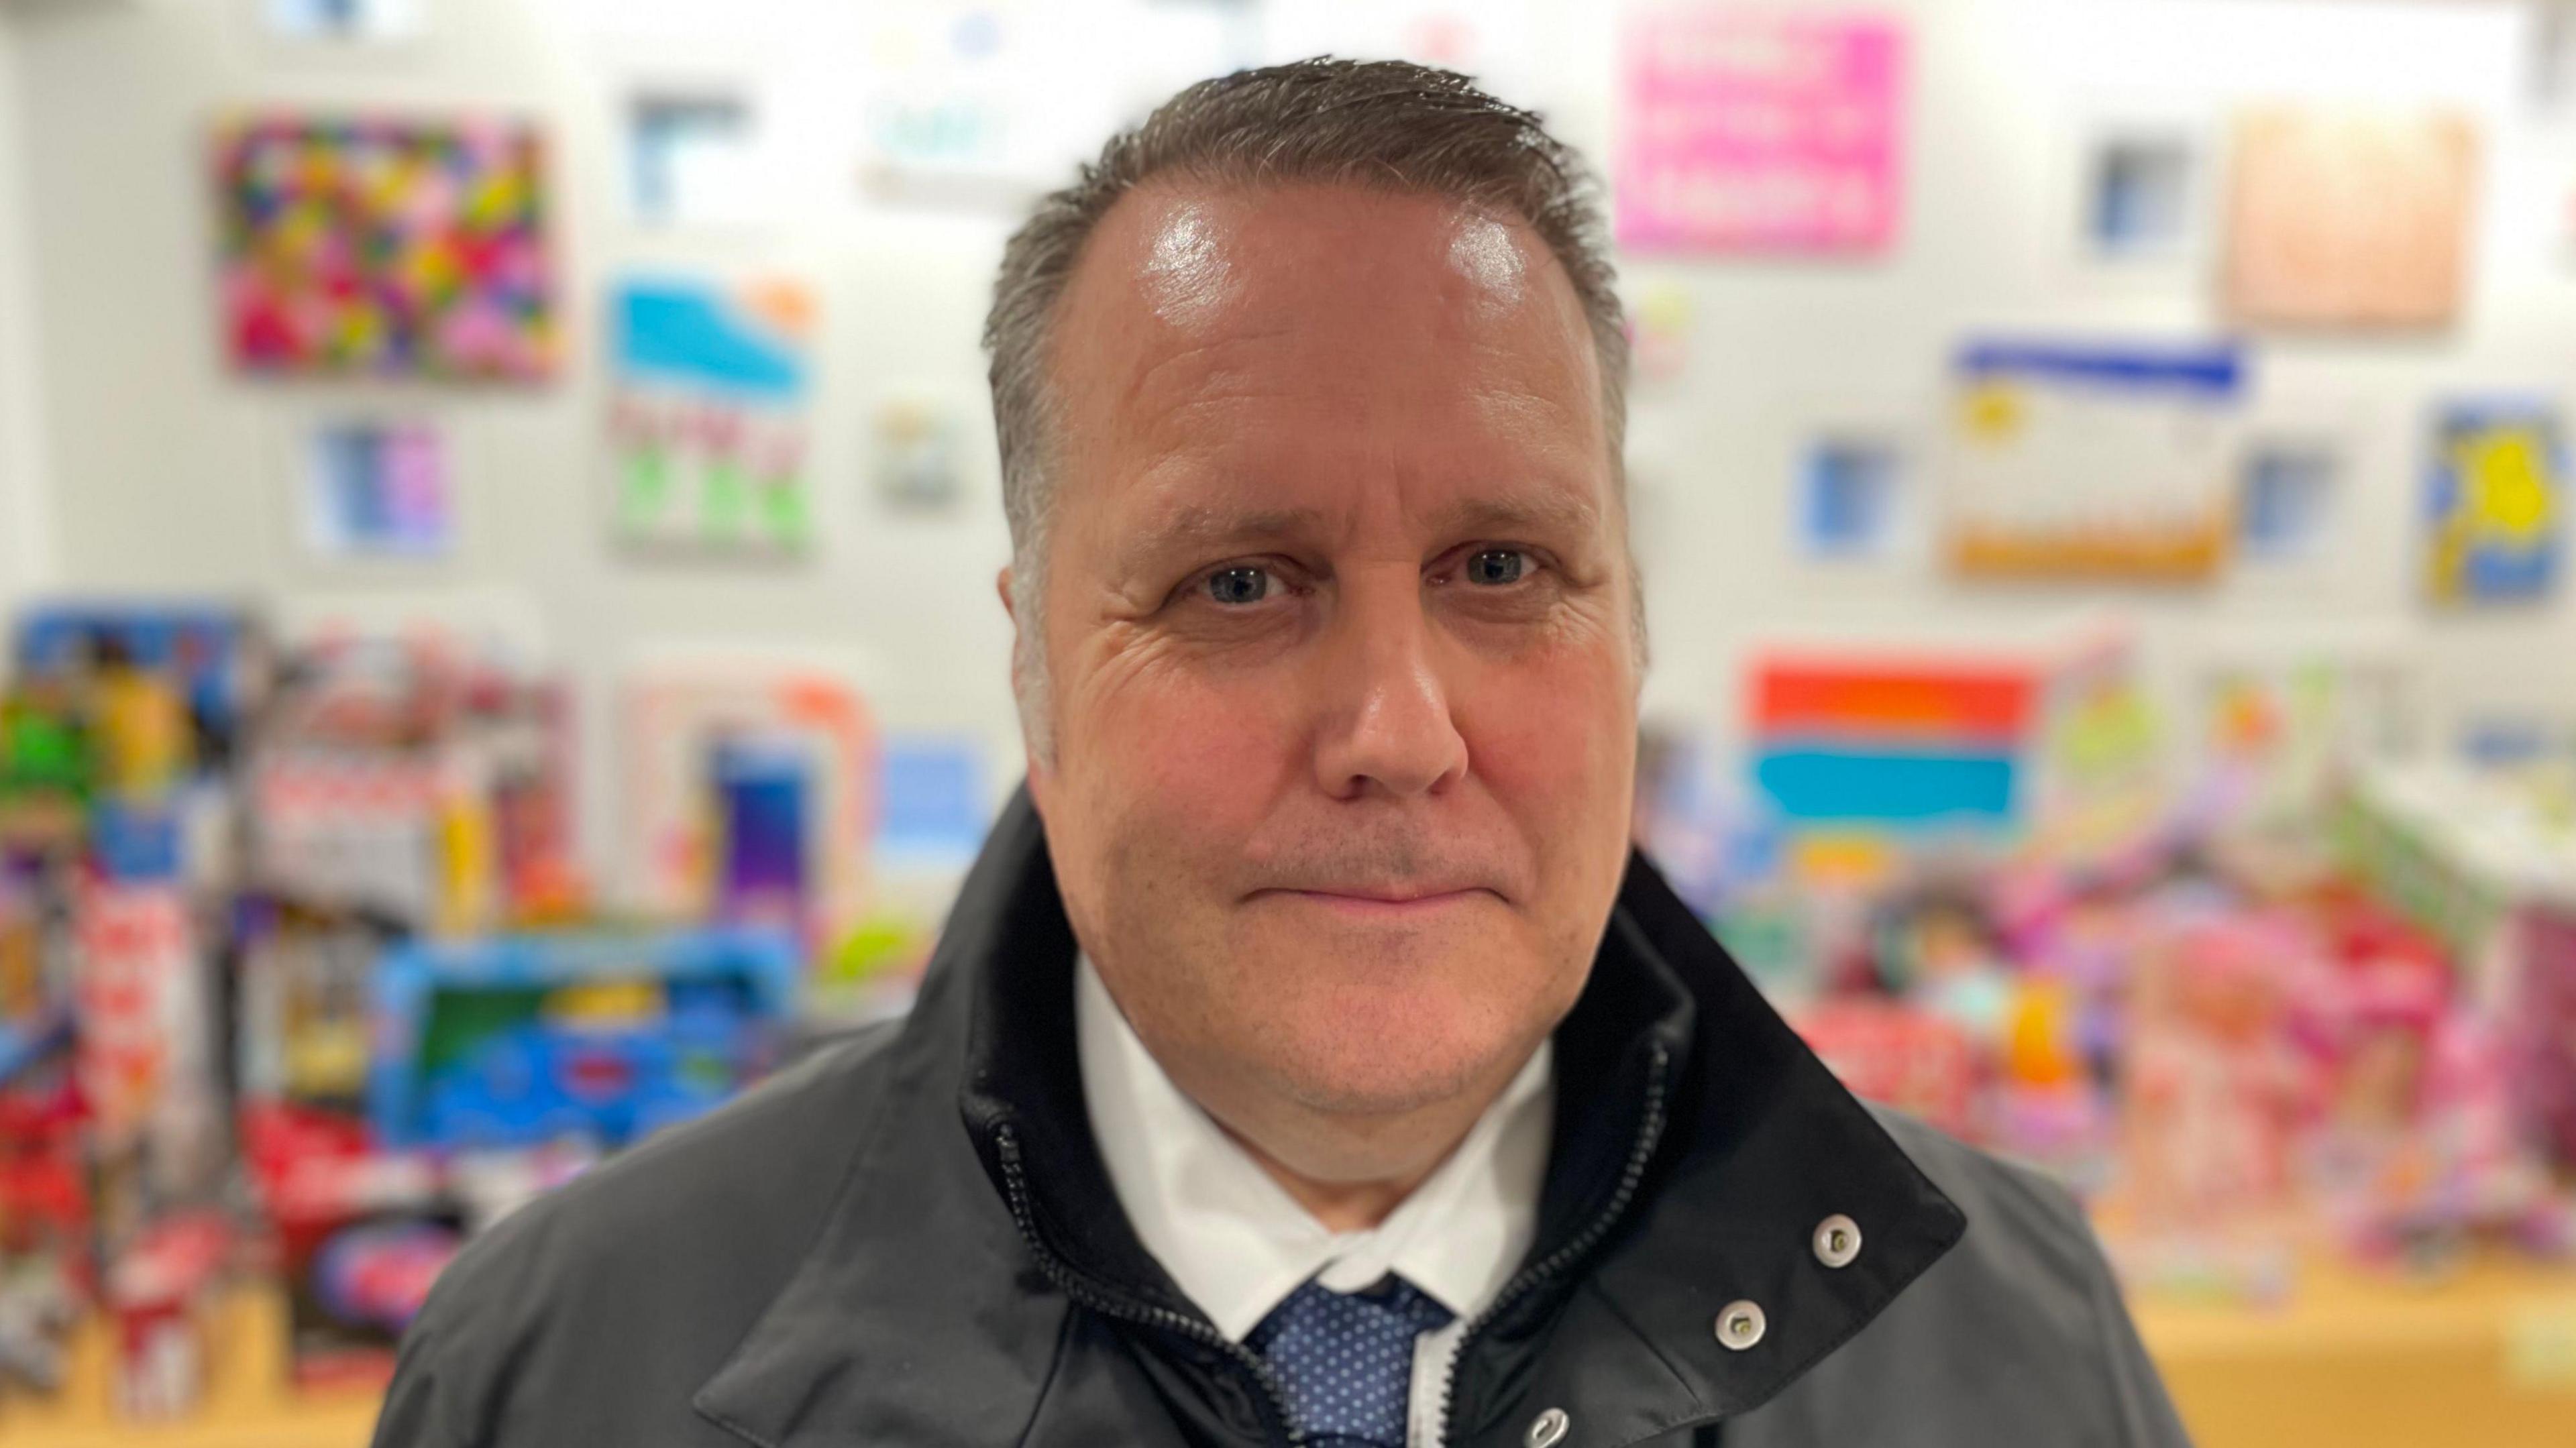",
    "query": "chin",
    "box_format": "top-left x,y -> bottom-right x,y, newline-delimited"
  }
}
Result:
1246,957 -> 1537,1117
